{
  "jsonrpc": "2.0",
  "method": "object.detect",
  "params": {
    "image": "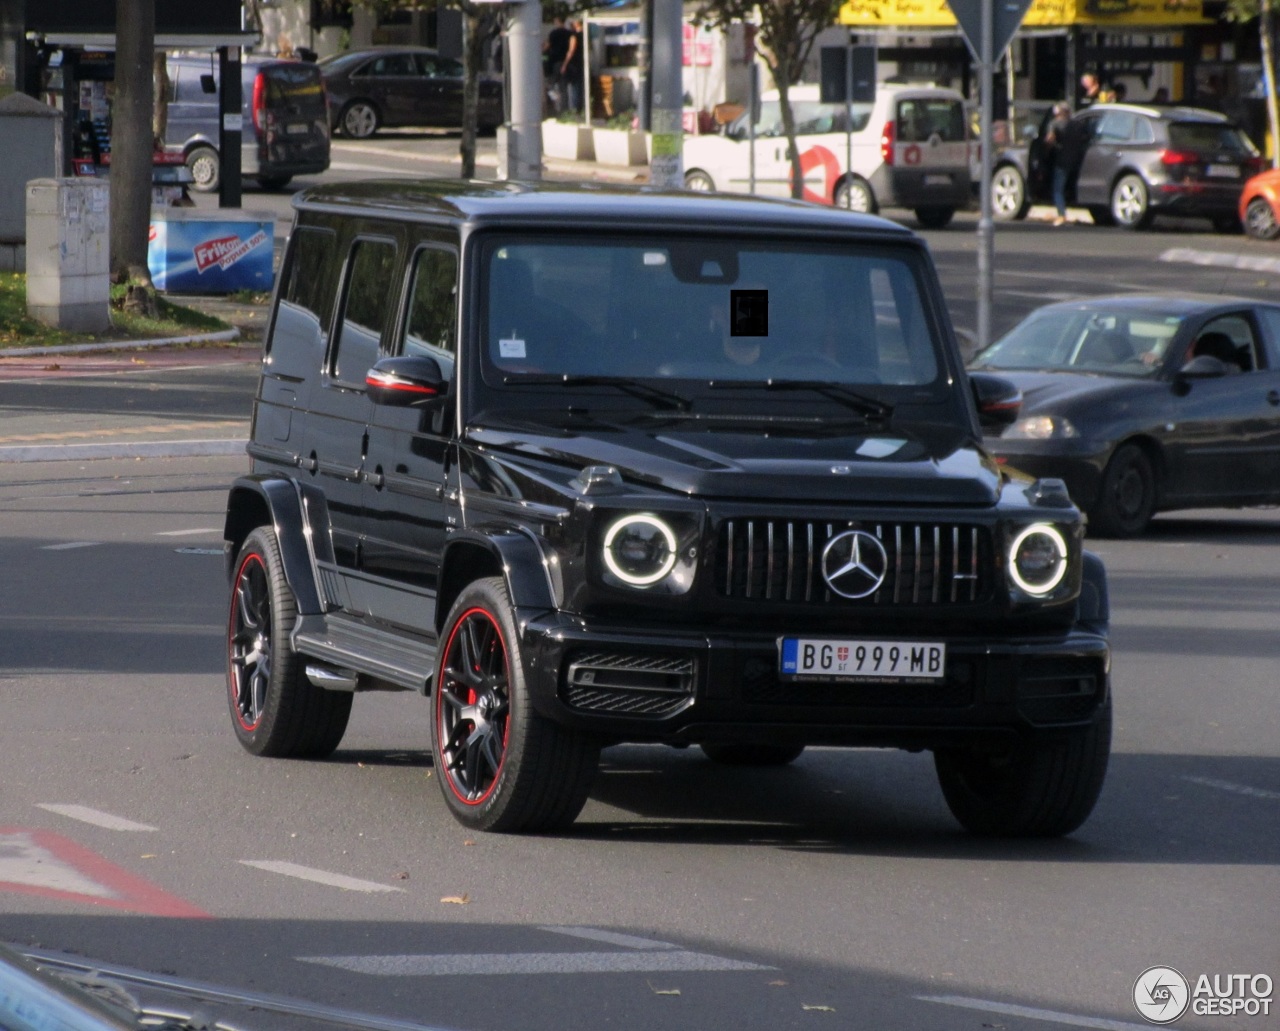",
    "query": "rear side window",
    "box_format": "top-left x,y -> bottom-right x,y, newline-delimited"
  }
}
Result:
269,226 -> 337,365
897,99 -> 966,142
1168,122 -> 1258,156
333,239 -> 398,385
